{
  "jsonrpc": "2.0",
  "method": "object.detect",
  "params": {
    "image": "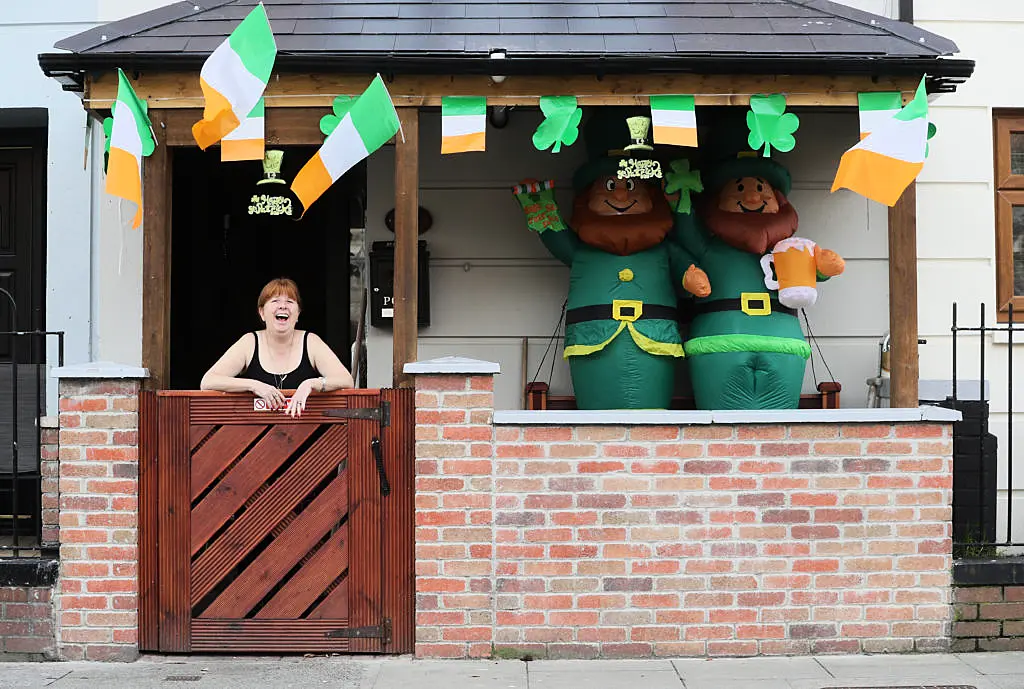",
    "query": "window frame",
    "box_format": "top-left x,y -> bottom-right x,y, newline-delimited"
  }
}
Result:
993,114 -> 1024,321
